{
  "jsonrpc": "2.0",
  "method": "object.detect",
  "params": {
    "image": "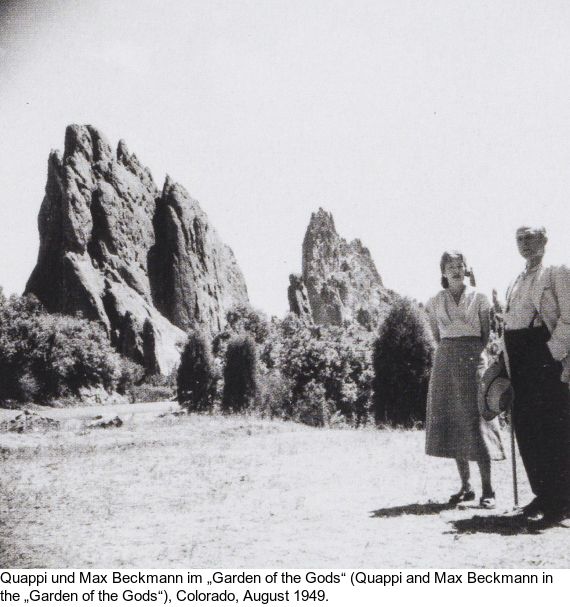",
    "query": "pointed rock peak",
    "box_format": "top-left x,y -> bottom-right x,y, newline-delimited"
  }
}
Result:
162,174 -> 174,194
63,124 -> 113,163
47,149 -> 63,171
307,207 -> 337,234
116,139 -> 130,161
117,139 -> 154,184
300,207 -> 394,328
160,176 -> 192,206
63,124 -> 90,161
87,125 -> 113,162
45,150 -> 64,194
